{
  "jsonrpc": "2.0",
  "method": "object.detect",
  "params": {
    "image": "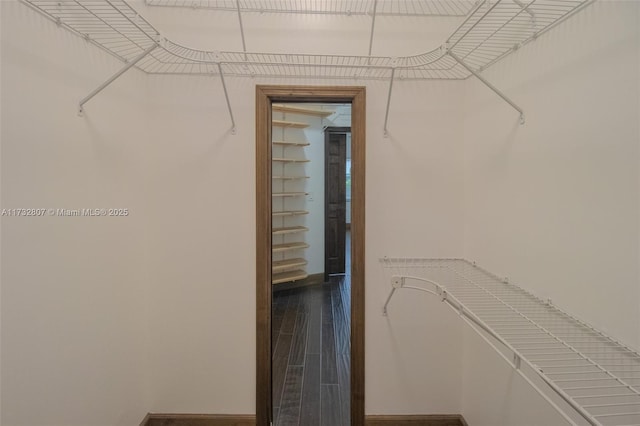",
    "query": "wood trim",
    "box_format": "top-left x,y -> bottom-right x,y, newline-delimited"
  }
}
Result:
351,86 -> 366,426
255,86 -> 272,426
365,415 -> 467,426
141,414 -> 256,426
141,413 -> 466,426
256,85 -> 366,426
